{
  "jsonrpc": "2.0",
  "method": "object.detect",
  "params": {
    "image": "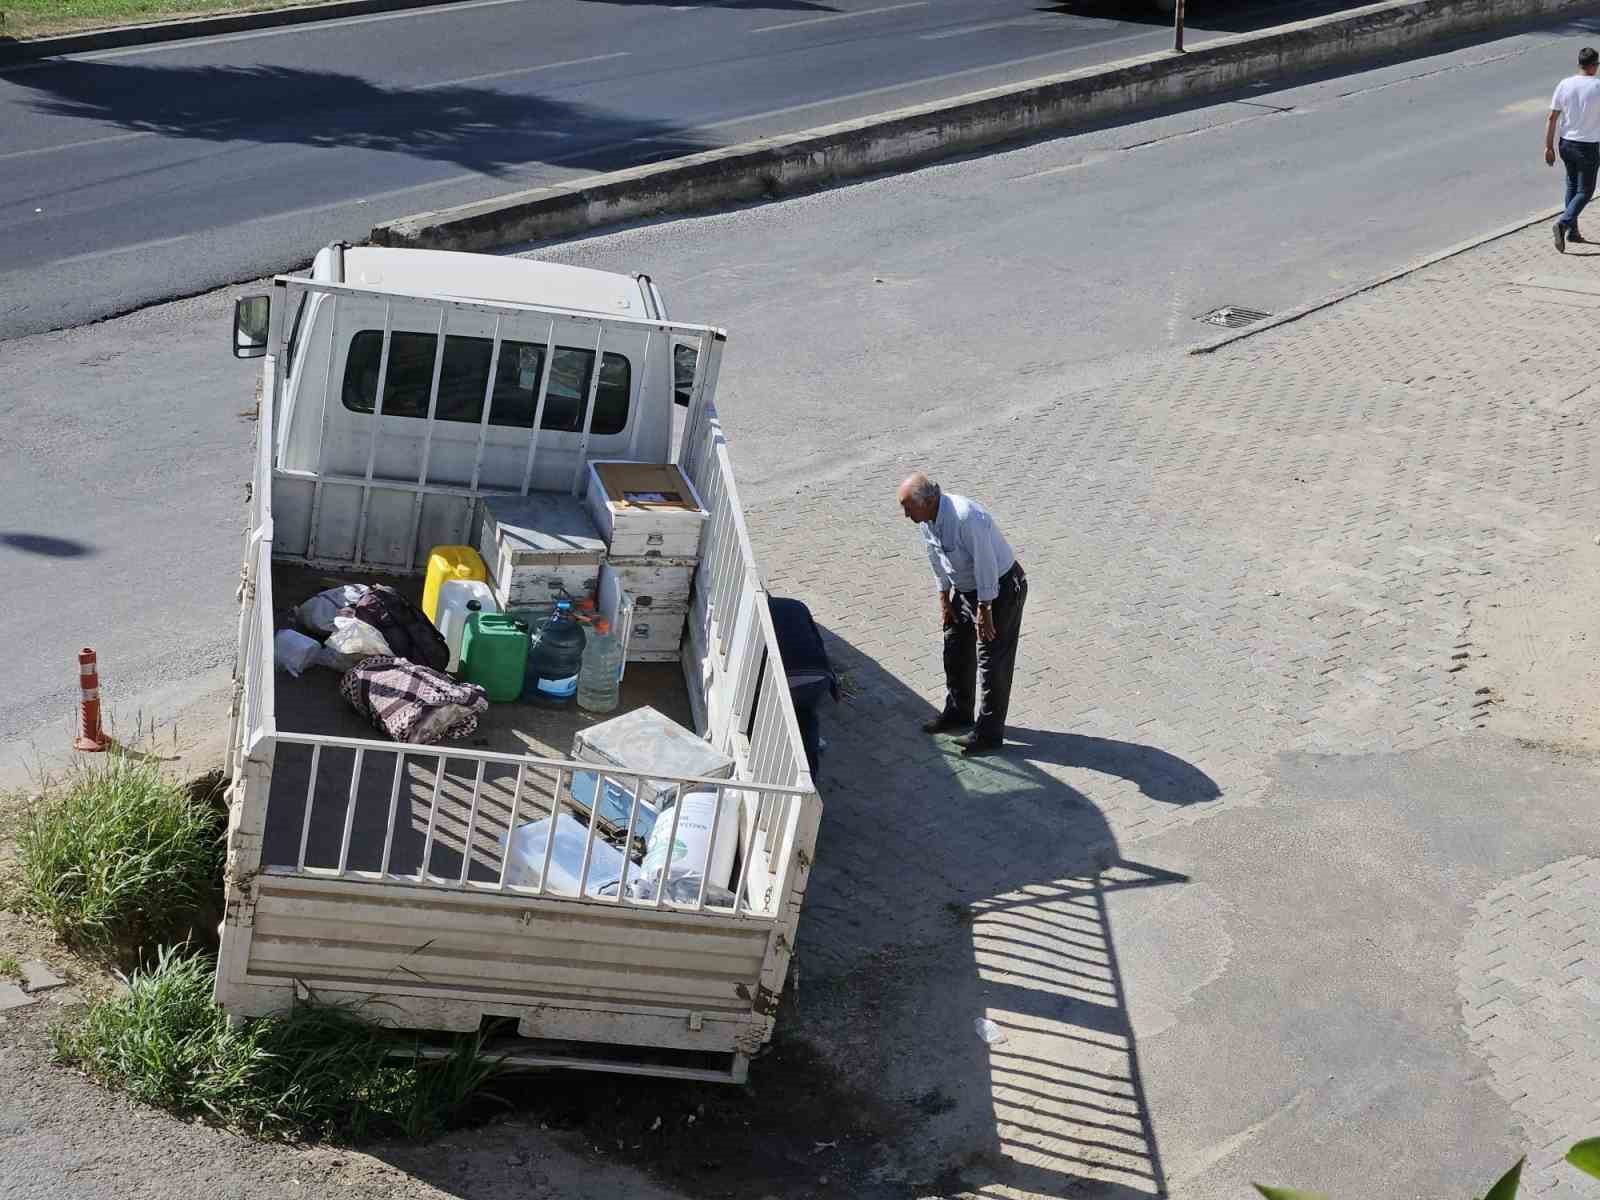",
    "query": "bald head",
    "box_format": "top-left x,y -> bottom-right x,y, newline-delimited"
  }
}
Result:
898,472 -> 940,524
